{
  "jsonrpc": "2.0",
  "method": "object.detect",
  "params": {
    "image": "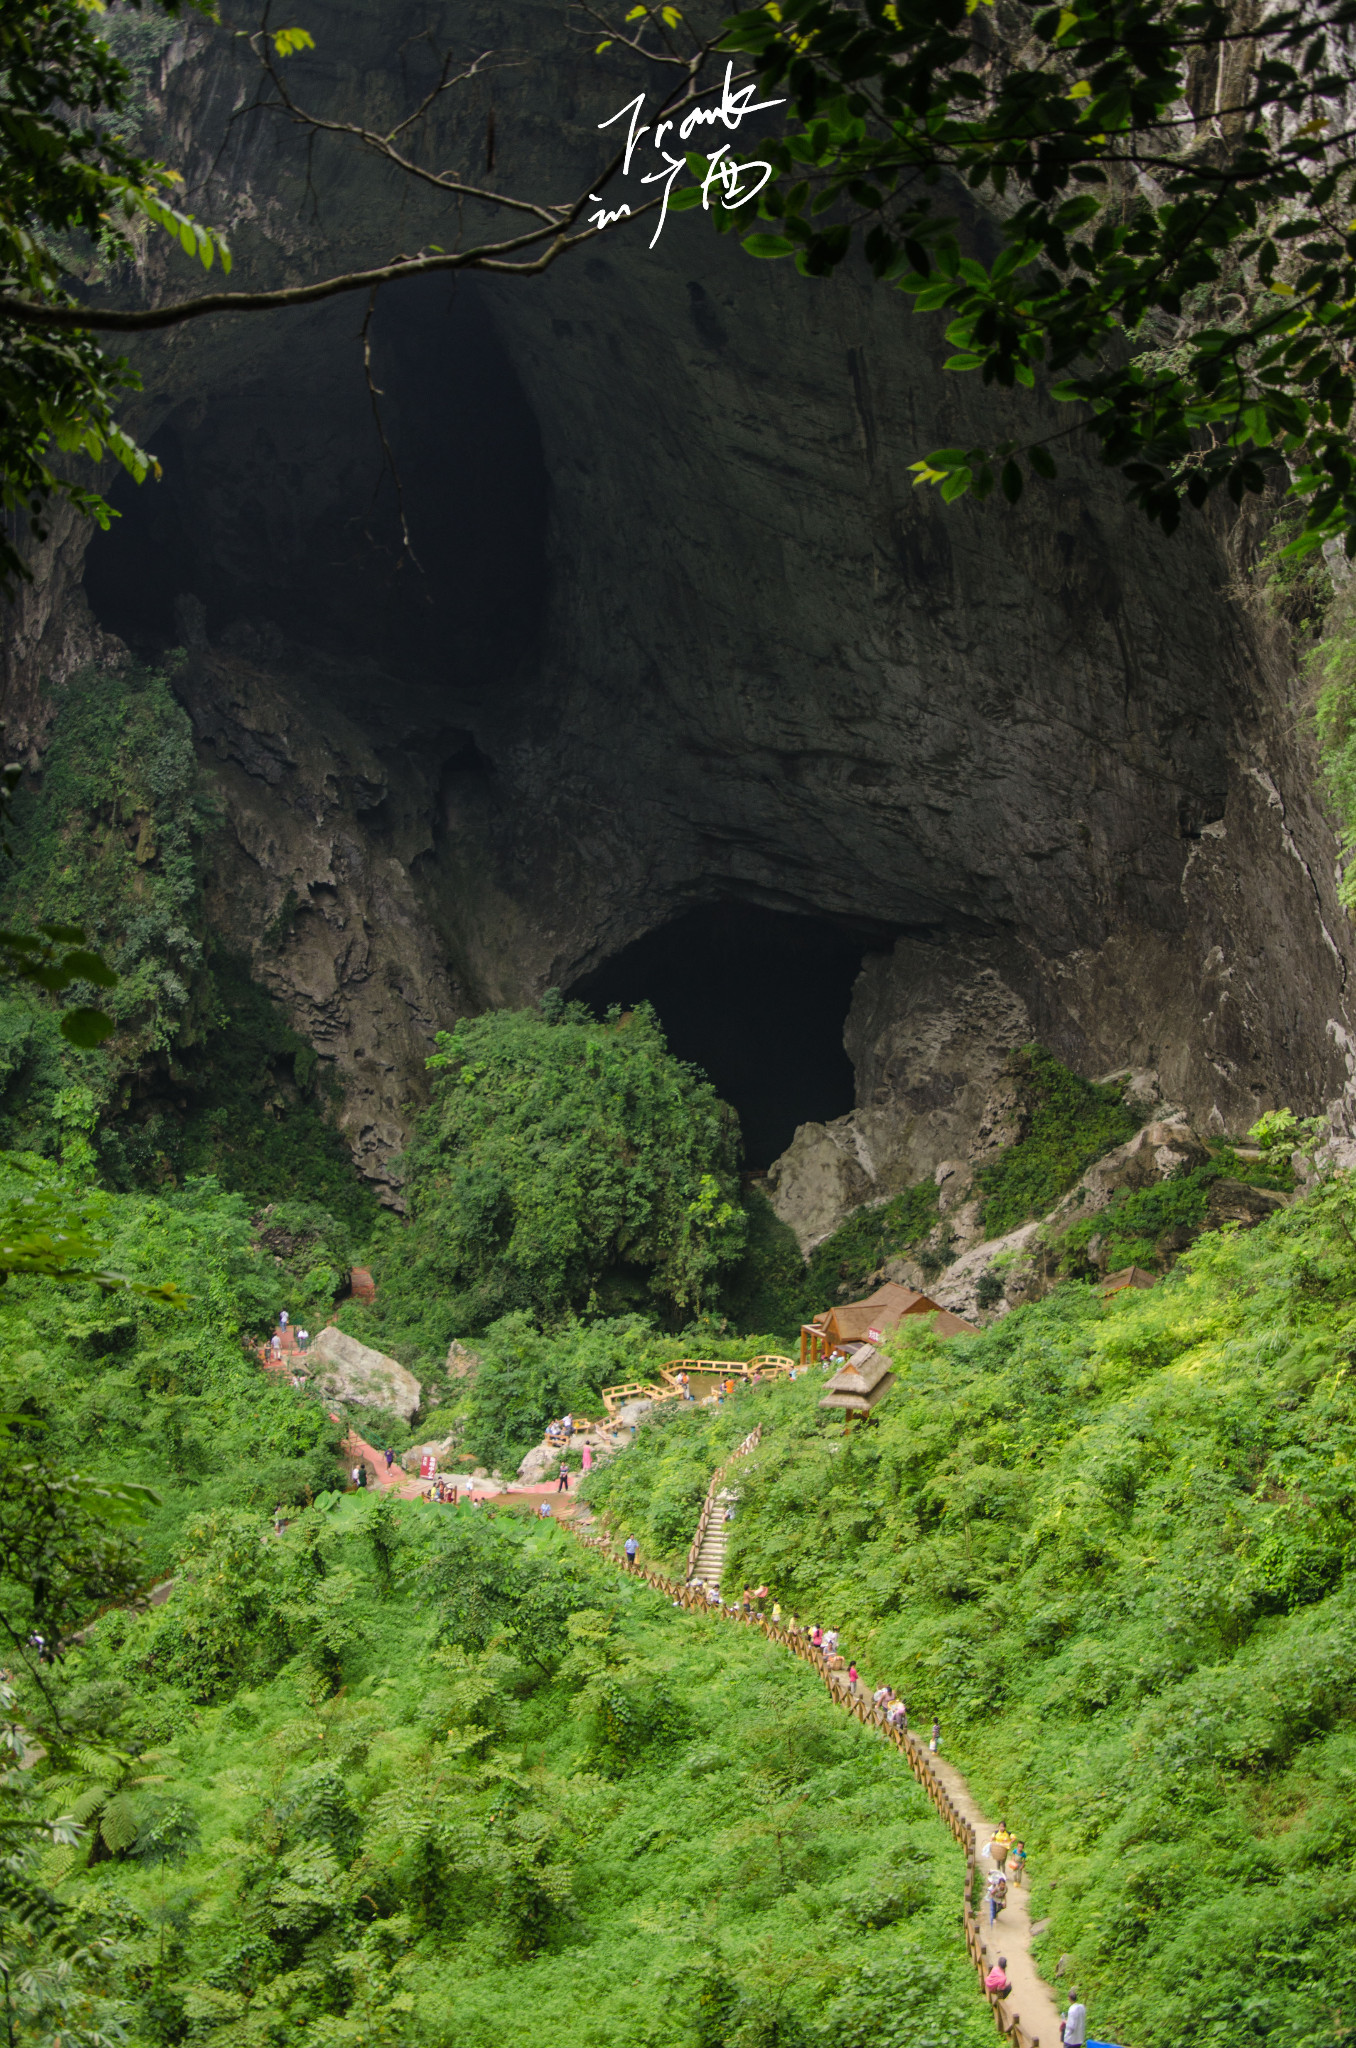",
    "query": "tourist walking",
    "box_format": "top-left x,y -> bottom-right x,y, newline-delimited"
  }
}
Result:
986,1872 -> 1006,1926
625,1535 -> 638,1565
985,1959 -> 1011,2000
557,1462 -> 570,1493
930,1719 -> 941,1753
847,1661 -> 859,1692
1009,1841 -> 1026,1886
582,1442 -> 593,1473
991,1824 -> 1012,1871
384,1447 -> 394,1471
